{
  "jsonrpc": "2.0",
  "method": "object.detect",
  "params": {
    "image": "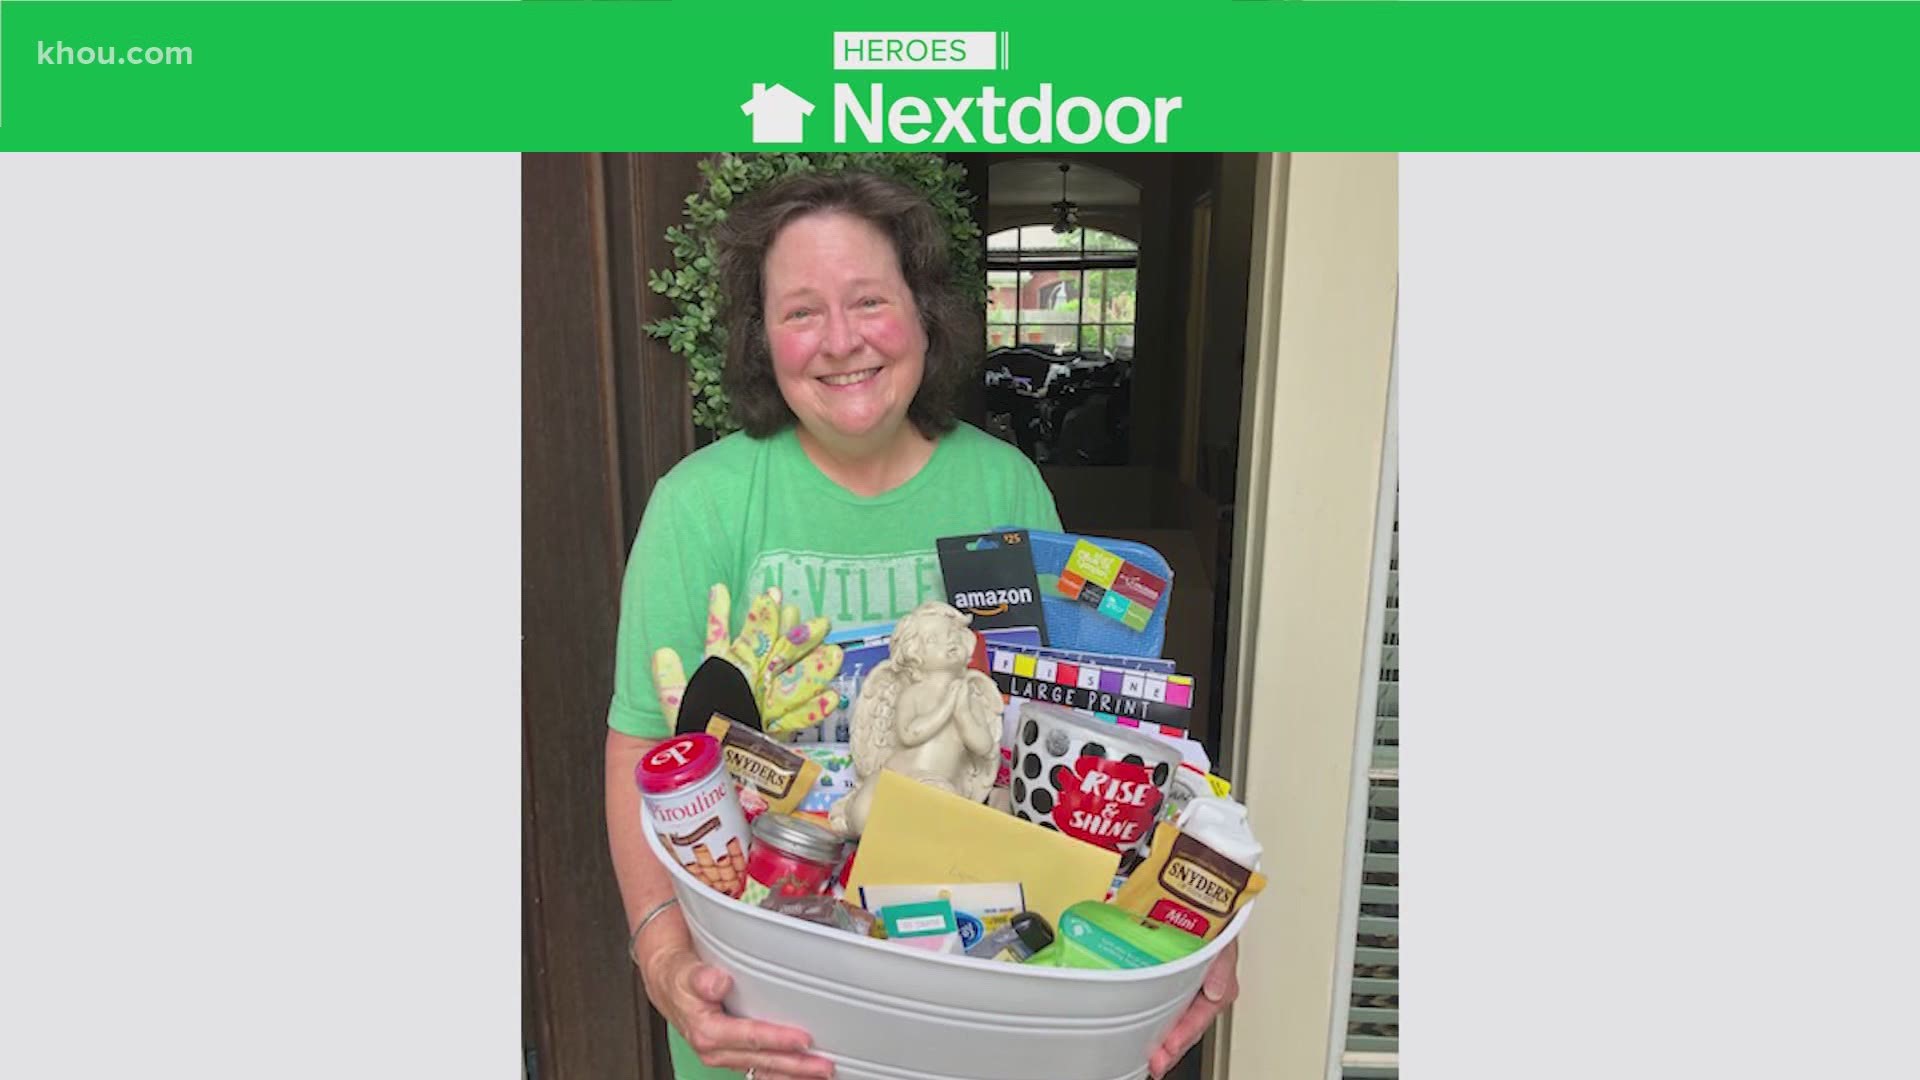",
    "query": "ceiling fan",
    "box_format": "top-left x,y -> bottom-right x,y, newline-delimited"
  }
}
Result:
1050,163 -> 1081,234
